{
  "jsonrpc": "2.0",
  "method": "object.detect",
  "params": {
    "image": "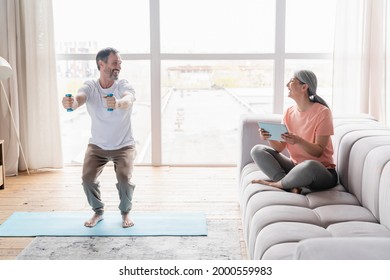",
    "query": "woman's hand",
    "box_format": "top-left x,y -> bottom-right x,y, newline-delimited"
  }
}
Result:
259,128 -> 271,141
259,128 -> 286,152
283,133 -> 329,158
281,133 -> 301,145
